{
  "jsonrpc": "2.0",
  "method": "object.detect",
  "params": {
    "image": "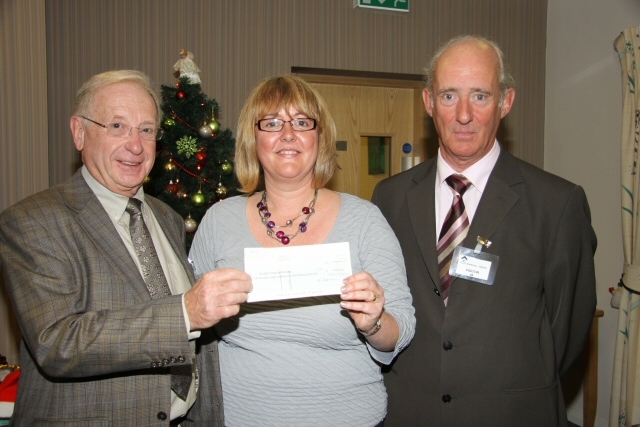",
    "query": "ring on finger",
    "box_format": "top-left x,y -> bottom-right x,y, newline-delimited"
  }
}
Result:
372,292 -> 378,302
